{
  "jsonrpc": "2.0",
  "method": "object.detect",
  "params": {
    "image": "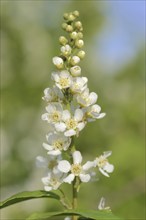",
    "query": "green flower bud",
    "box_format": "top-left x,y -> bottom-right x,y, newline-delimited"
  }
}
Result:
66,25 -> 73,32
77,50 -> 85,59
75,21 -> 82,29
75,39 -> 84,48
73,10 -> 79,17
63,13 -> 69,20
70,56 -> 80,65
70,31 -> 78,40
59,36 -> 68,45
62,23 -> 67,30
68,13 -> 76,21
78,32 -> 83,38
